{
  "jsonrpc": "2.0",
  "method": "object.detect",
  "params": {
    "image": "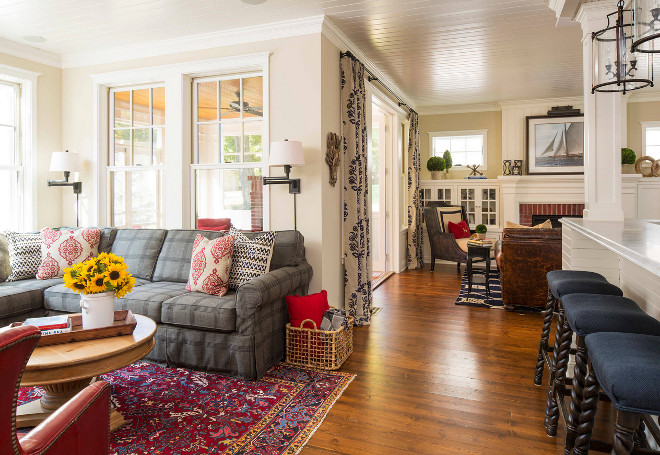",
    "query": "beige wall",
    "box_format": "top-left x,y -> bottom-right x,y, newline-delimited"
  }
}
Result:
627,100 -> 660,157
0,53 -> 62,229
419,110 -> 502,180
60,33 -> 342,299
